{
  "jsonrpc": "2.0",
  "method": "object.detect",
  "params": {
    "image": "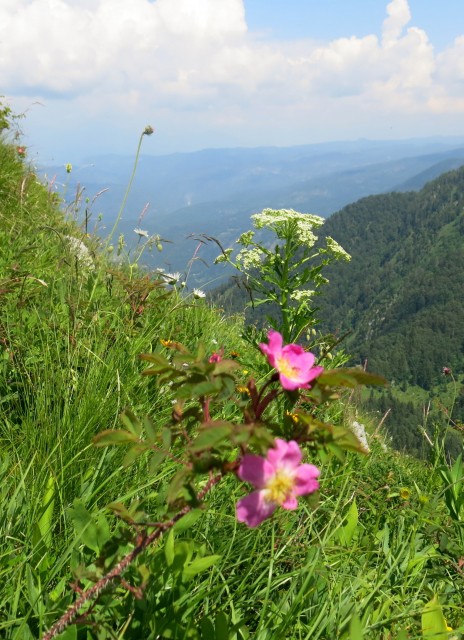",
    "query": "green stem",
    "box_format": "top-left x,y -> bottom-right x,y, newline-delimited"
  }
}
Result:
105,130 -> 148,249
279,237 -> 292,342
